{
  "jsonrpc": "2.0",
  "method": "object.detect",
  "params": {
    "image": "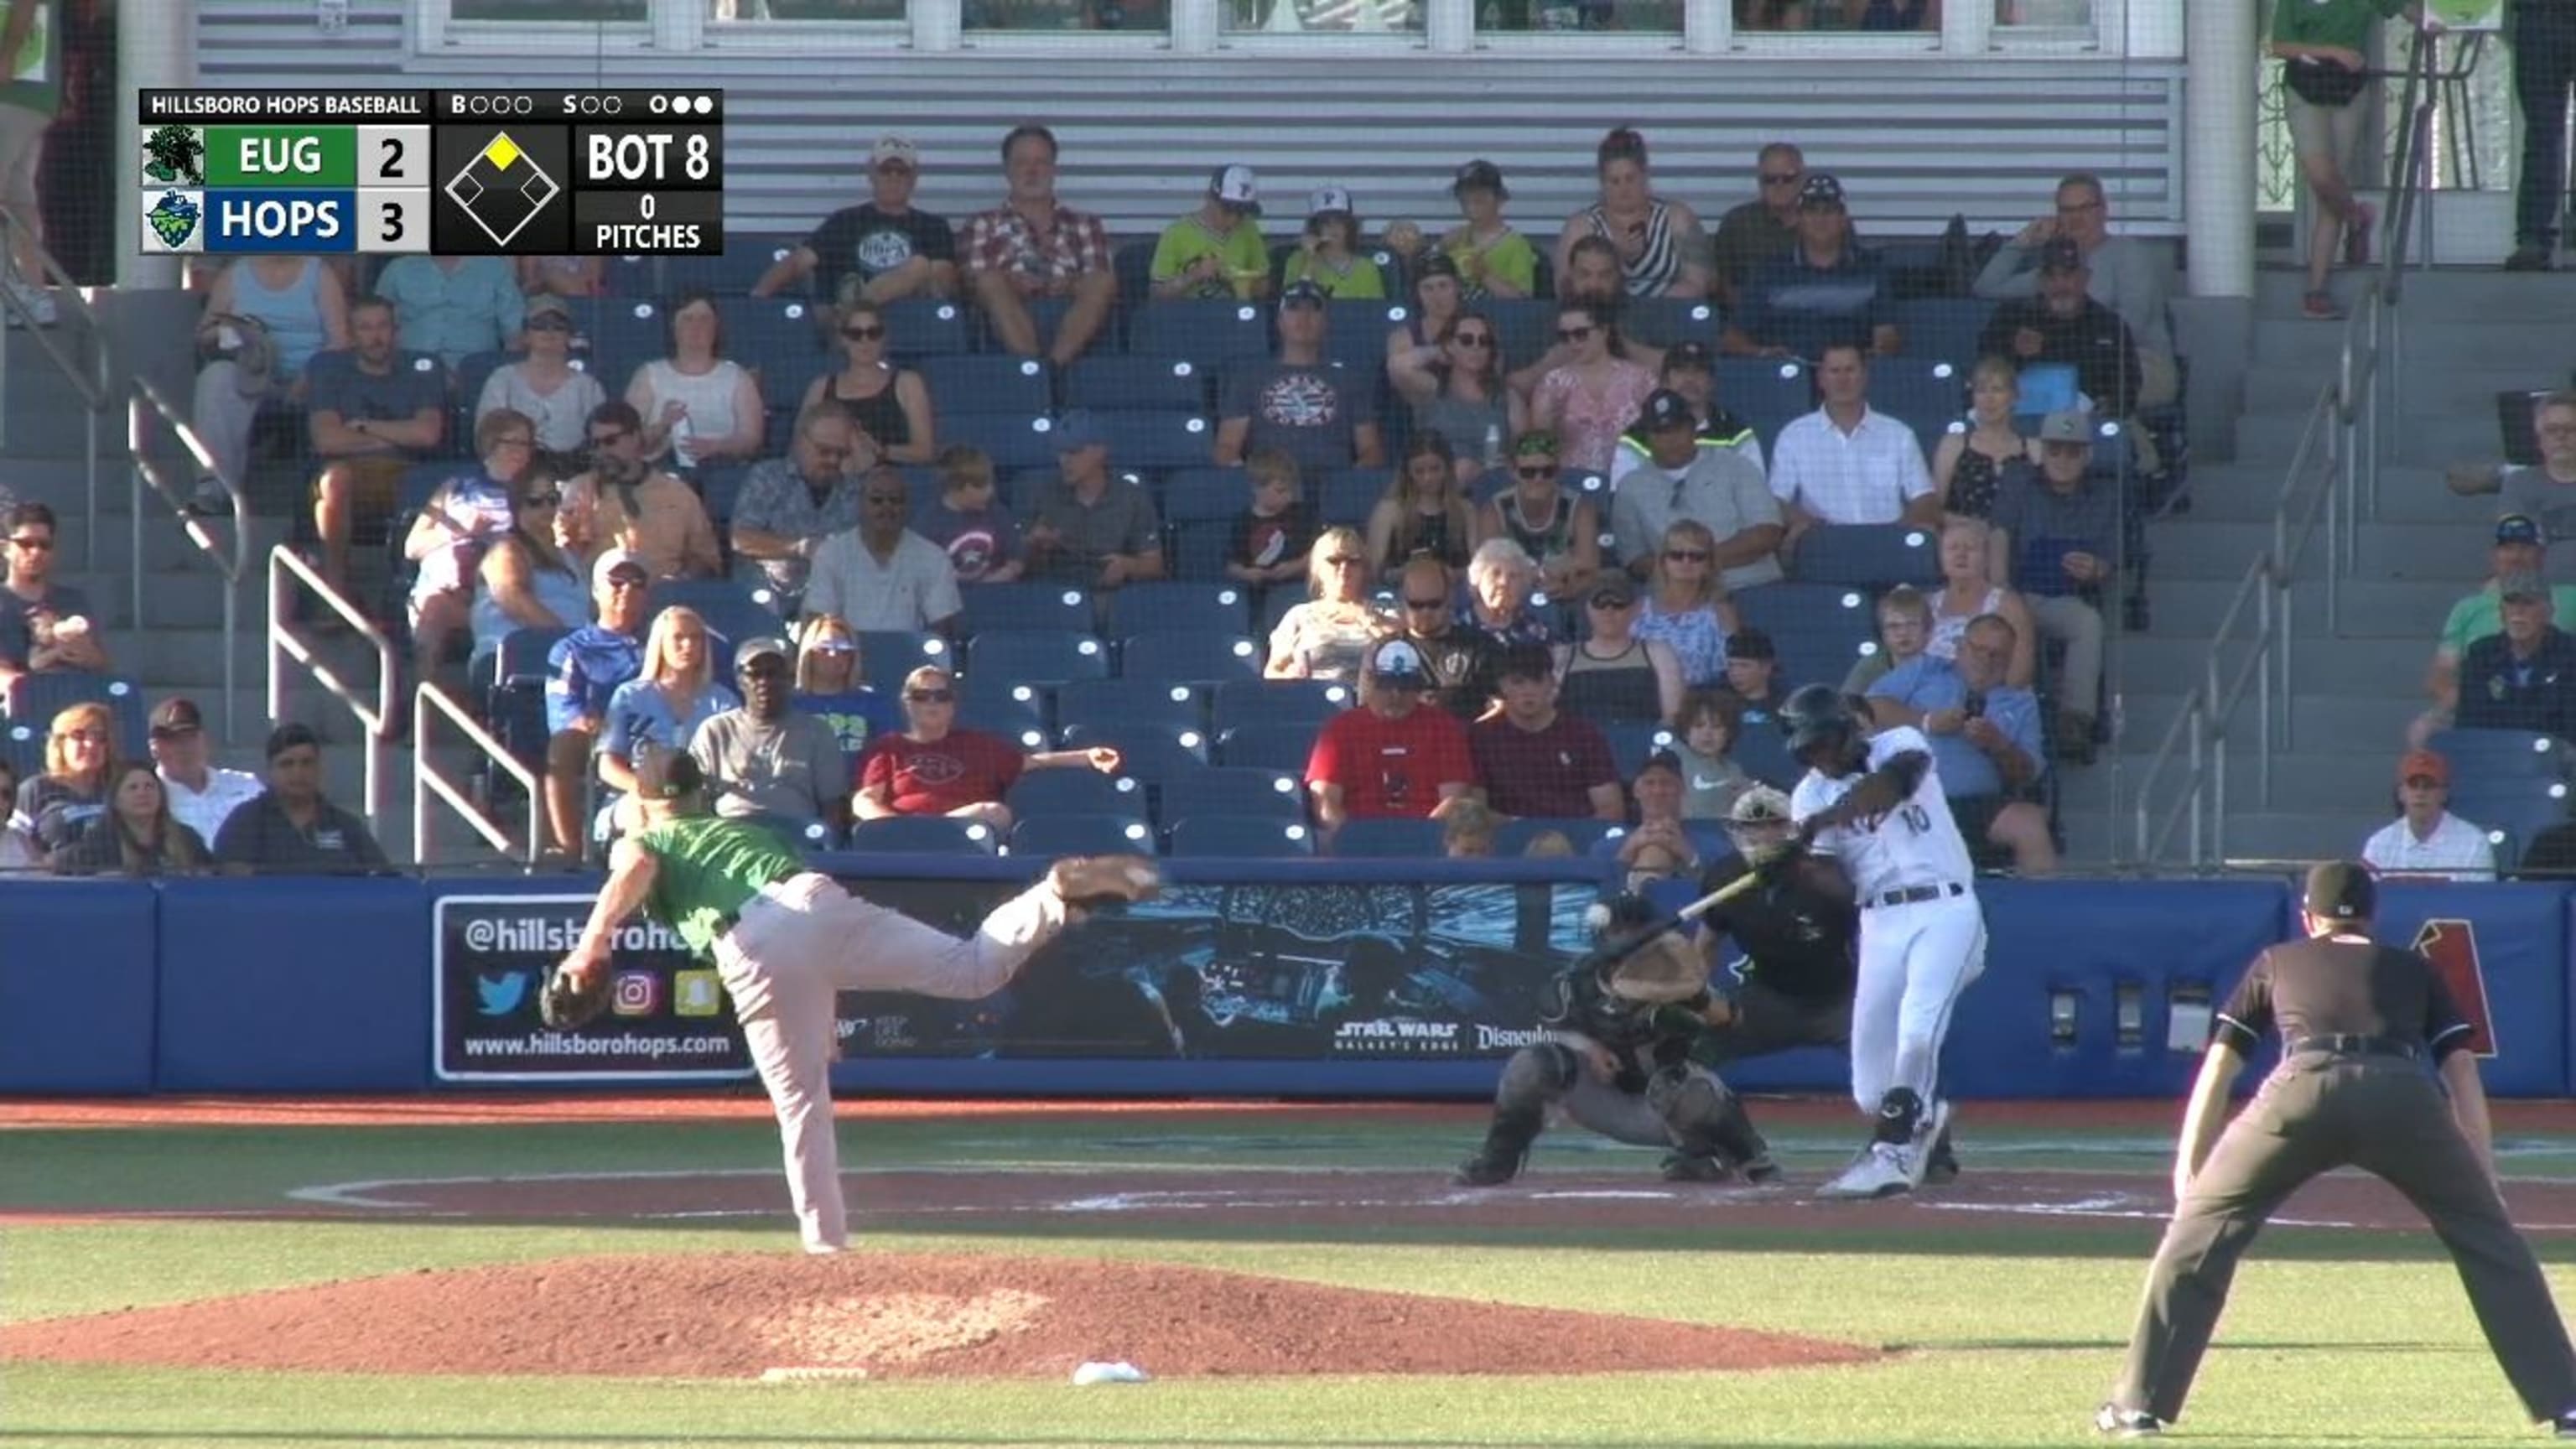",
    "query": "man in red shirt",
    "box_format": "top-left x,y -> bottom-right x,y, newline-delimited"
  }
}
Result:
1306,637 -> 1478,834
1471,643 -> 1625,822
854,665 -> 1120,832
